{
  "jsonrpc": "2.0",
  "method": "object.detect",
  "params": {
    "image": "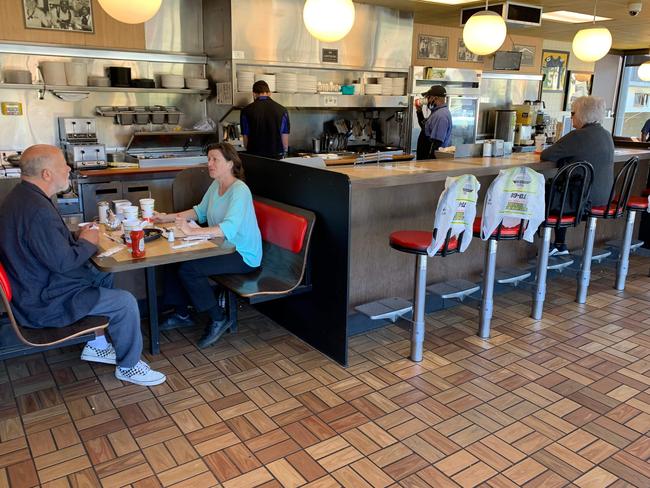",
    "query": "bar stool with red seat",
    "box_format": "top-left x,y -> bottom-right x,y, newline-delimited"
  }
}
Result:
577,156 -> 638,303
532,161 -> 594,319
475,166 -> 546,338
389,174 -> 479,362
615,194 -> 647,290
